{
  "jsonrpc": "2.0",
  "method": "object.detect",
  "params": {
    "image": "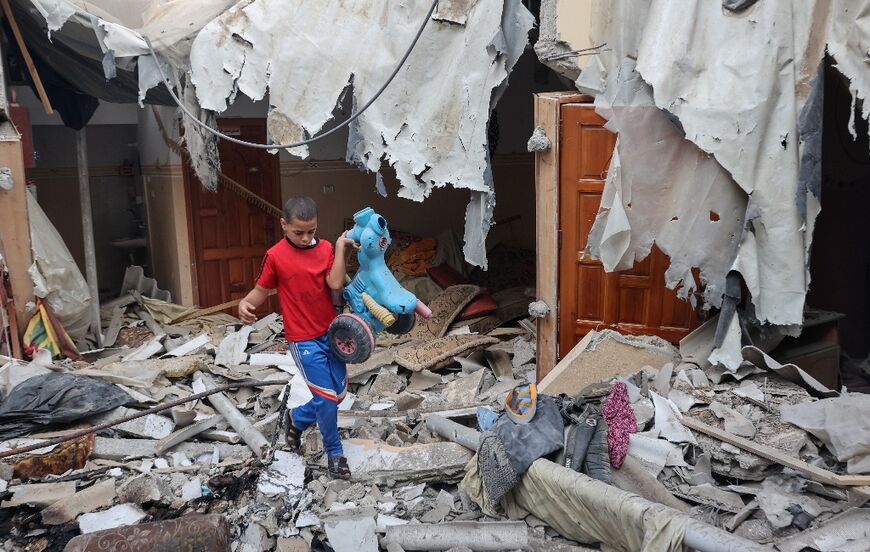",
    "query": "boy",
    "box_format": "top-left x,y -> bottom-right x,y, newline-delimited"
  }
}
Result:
239,196 -> 356,479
